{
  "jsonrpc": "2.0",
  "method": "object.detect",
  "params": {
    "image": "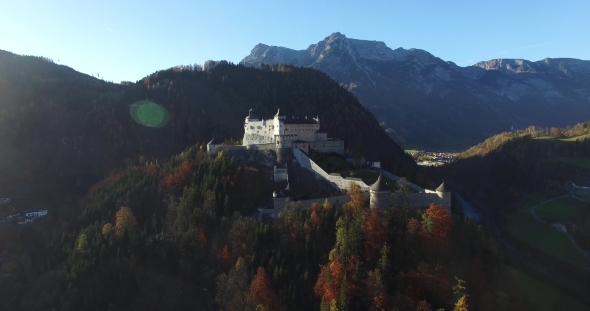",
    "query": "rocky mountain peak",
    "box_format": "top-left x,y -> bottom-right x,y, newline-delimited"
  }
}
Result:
241,35 -> 590,150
